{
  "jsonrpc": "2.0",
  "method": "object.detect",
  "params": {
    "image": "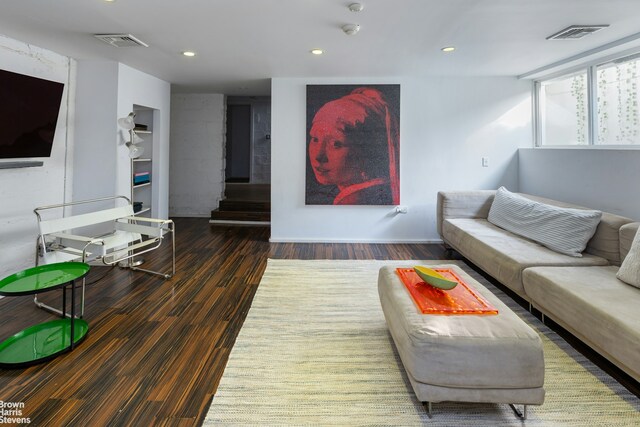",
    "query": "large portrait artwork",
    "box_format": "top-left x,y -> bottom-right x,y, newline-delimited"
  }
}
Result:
306,84 -> 400,205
